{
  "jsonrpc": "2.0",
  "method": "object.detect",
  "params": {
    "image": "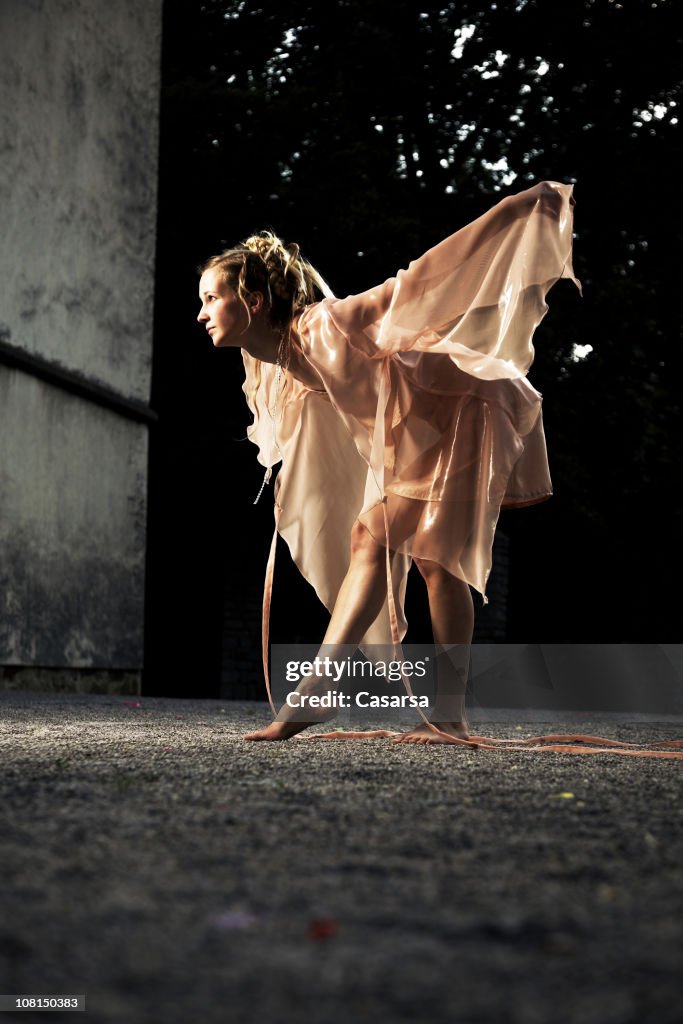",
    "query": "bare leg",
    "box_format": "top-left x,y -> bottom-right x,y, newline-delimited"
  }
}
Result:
245,521 -> 389,740
392,559 -> 474,745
